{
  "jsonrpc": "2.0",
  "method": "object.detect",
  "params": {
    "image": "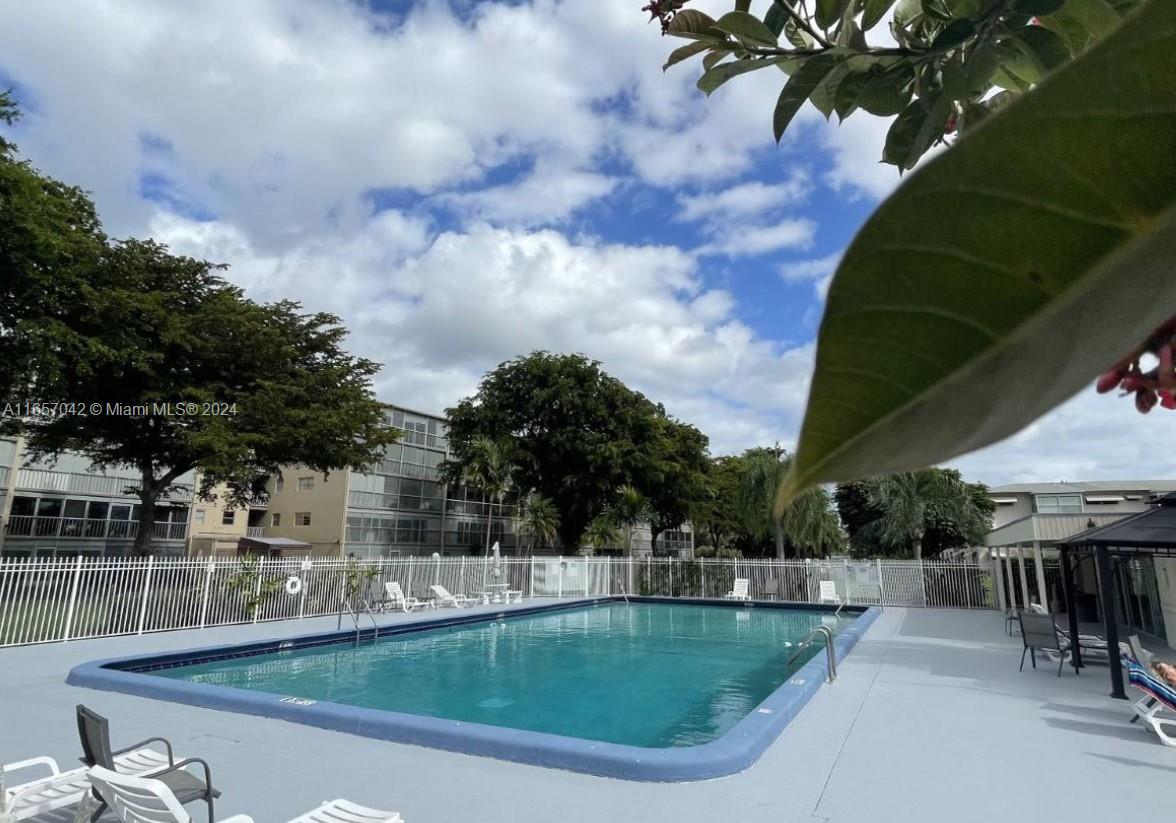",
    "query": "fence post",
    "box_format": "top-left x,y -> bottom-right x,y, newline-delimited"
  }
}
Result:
62,555 -> 83,642
876,558 -> 885,605
584,558 -> 589,597
557,557 -> 563,598
700,559 -> 706,599
298,560 -> 308,620
199,560 -> 214,628
917,559 -> 928,607
253,556 -> 265,623
136,556 -> 154,635
529,555 -> 535,598
606,556 -> 611,596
